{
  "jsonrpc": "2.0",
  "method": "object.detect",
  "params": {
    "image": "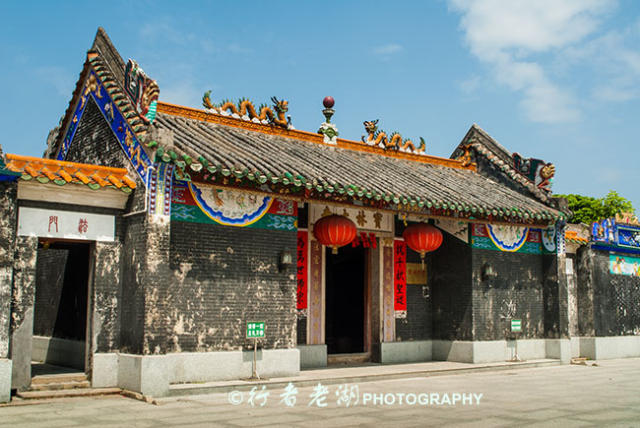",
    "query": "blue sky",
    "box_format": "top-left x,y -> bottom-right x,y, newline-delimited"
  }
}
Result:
2,0 -> 640,211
